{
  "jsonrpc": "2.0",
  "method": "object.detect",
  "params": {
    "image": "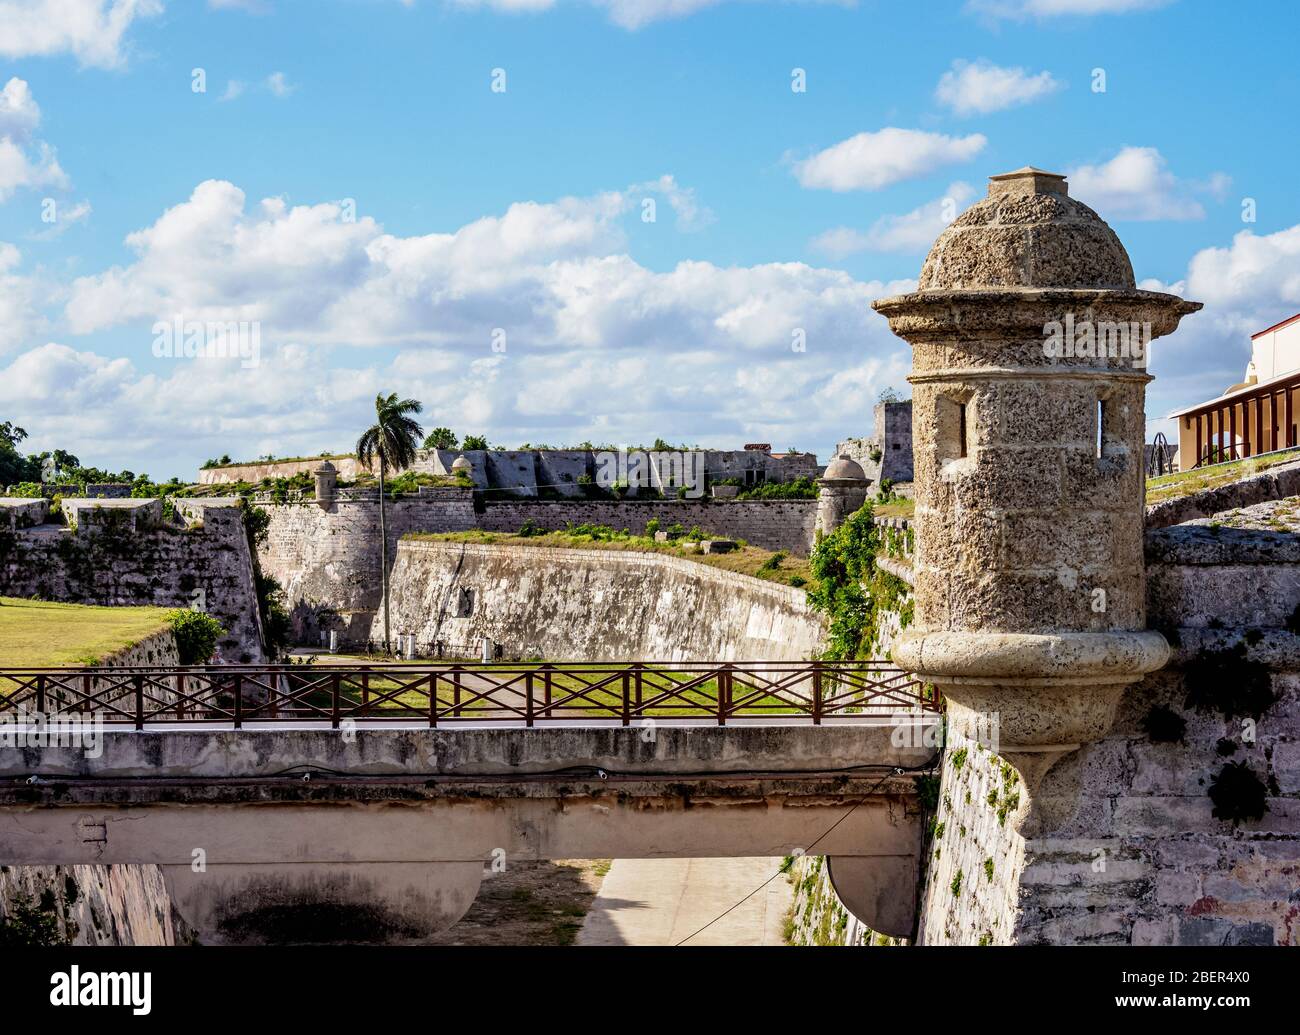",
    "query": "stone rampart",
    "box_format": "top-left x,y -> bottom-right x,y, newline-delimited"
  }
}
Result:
0,504 -> 264,663
257,496 -> 477,644
477,499 -> 817,554
256,496 -> 817,646
198,455 -> 364,485
379,539 -> 824,661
